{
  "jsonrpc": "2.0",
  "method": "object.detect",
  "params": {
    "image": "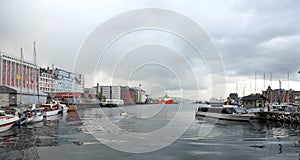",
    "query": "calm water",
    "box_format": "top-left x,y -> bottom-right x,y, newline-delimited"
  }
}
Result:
1,104 -> 300,160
